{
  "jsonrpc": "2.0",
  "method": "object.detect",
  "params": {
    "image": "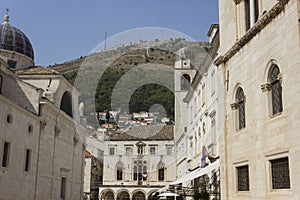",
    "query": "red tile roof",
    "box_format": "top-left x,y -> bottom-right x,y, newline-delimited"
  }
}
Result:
107,125 -> 174,141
